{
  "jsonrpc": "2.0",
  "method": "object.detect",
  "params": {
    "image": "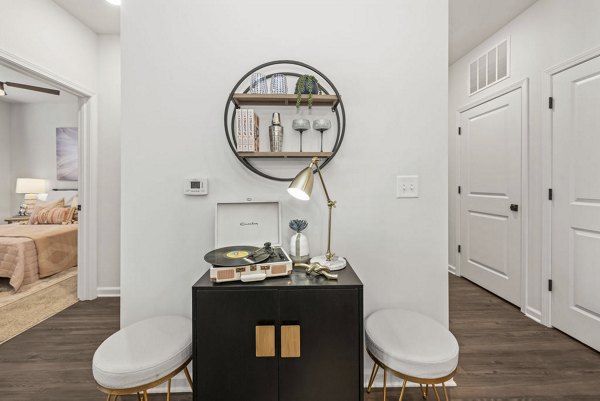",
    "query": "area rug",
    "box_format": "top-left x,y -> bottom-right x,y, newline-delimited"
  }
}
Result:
0,267 -> 78,344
